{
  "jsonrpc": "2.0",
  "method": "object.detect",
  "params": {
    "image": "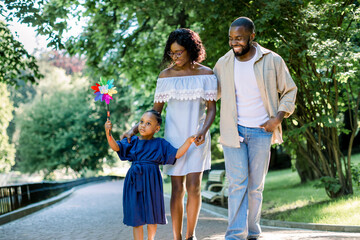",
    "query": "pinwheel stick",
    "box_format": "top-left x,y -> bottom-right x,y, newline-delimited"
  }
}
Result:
106,103 -> 111,137
107,103 -> 110,120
